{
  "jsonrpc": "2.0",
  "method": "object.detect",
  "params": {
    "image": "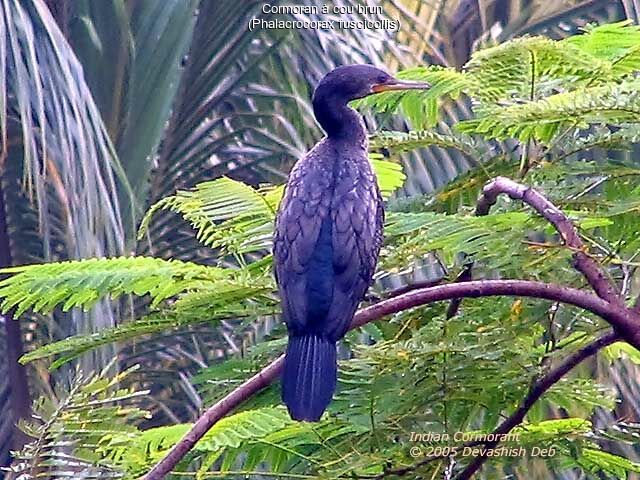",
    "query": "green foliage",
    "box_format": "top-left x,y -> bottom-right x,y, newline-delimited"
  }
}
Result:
370,129 -> 485,160
575,448 -> 640,479
457,80 -> 640,142
4,19 -> 640,480
465,37 -> 605,101
363,21 -> 640,151
17,271 -> 276,369
356,66 -> 470,128
349,21 -> 640,478
8,369 -> 298,480
20,283 -> 277,369
7,365 -> 148,480
102,407 -> 292,477
383,209 -> 611,280
138,177 -> 281,256
565,21 -> 640,77
0,256 -> 230,315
